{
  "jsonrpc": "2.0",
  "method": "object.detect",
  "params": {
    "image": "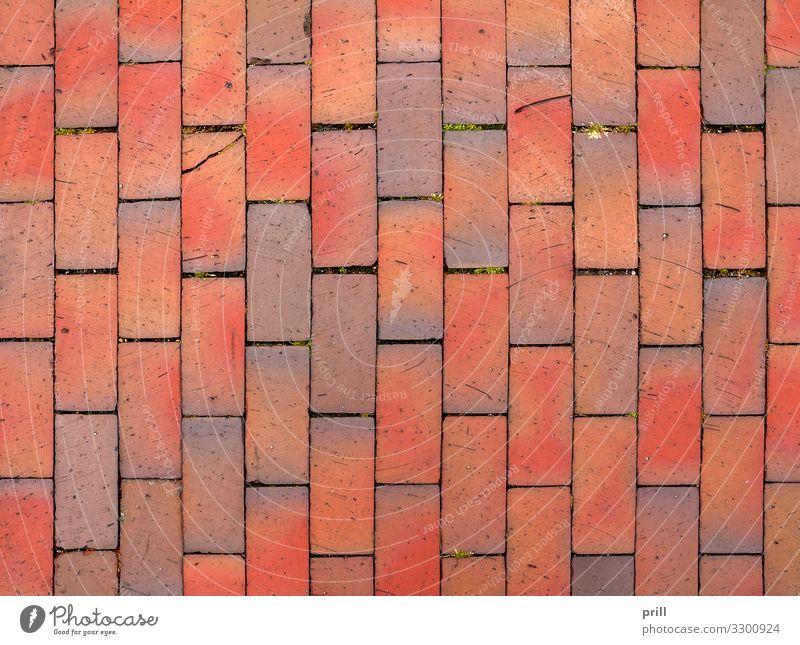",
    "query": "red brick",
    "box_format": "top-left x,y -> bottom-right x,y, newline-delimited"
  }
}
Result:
701,0 -> 765,125
55,133 -> 117,270
572,556 -> 634,596
509,205 -> 573,344
310,274 -> 377,414
311,0 -> 376,123
119,480 -> 182,596
310,557 -> 373,596
573,417 -> 636,554
636,487 -> 699,595
181,277 -> 245,415
767,345 -> 800,482
119,0 -> 181,62
508,347 -> 572,486
767,69 -> 800,204
574,132 -> 637,269
55,275 -> 117,411
507,67 -> 571,203
507,0 -> 569,65
764,483 -> 800,595
377,63 -> 442,197
507,487 -> 570,595
183,417 -> 244,553
572,0 -> 635,125
638,347 -> 702,486
184,555 -> 245,596
700,555 -> 763,596
54,414 -> 117,549
376,344 -> 441,484
245,346 -> 309,485
638,69 -> 701,206
444,131 -> 508,267
118,200 -> 181,338
0,203 -> 53,338
118,342 -> 181,479
441,556 -> 503,596
769,207 -> 800,342
575,275 -> 637,415
703,278 -> 766,415
246,65 -> 310,200
55,551 -> 118,596
0,0 -> 53,65
0,479 -> 53,595
378,201 -> 443,339
701,417 -> 764,553
0,67 -> 54,202
375,484 -> 439,595
637,0 -> 699,67
767,0 -> 800,66
310,417 -> 374,555
54,0 -> 116,127
246,486 -> 309,595
639,207 -> 703,345
442,0 -> 505,123
442,416 -> 506,554
119,63 -> 181,200
248,0 -> 310,64
377,0 -> 440,62
443,274 -> 508,414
